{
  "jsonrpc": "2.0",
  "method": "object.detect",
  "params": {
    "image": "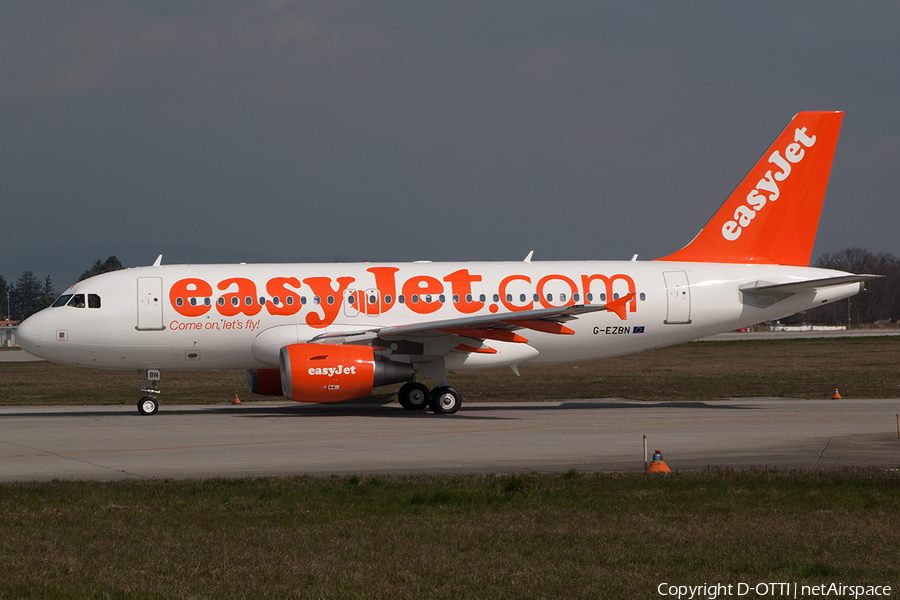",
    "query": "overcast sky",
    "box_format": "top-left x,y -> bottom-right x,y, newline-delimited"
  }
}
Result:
2,2 -> 899,287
